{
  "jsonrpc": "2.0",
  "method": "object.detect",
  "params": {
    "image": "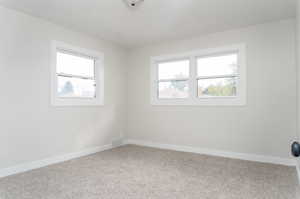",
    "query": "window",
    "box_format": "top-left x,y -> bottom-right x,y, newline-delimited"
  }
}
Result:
151,44 -> 246,106
51,41 -> 104,106
158,60 -> 189,99
197,53 -> 238,98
